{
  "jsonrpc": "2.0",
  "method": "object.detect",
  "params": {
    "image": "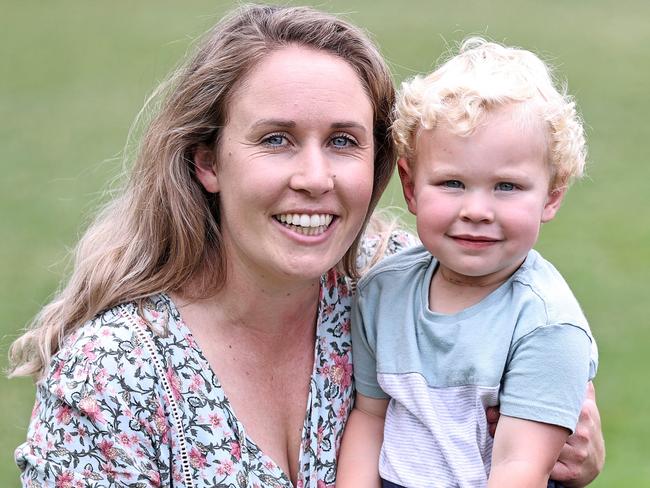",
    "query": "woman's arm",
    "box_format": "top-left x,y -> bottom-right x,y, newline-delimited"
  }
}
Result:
488,416 -> 570,488
337,394 -> 389,488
